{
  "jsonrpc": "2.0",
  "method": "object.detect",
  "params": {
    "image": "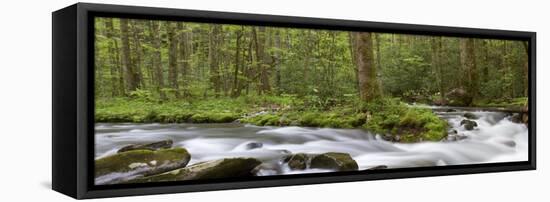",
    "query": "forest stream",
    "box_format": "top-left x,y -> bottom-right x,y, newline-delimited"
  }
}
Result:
95,107 -> 528,184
